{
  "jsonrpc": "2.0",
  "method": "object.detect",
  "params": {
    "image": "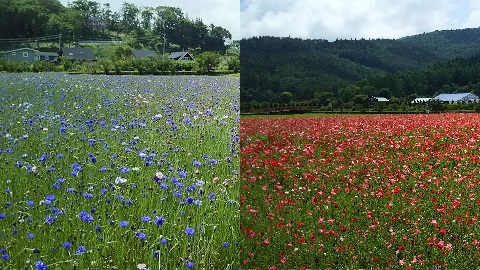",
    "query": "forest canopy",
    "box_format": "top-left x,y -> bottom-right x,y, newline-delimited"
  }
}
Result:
0,0 -> 232,53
